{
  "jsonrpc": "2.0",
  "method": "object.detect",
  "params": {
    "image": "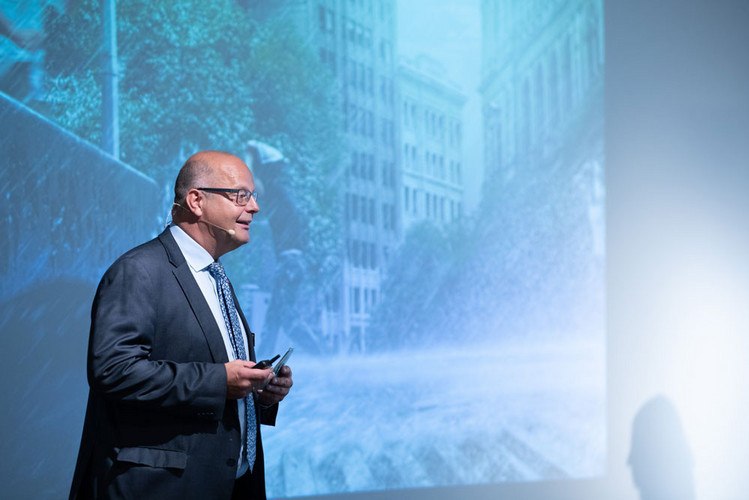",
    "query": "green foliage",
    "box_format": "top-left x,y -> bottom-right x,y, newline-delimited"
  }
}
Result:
43,0 -> 345,290
46,0 -> 257,185
243,17 -> 345,285
116,0 -> 257,183
369,221 -> 454,349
